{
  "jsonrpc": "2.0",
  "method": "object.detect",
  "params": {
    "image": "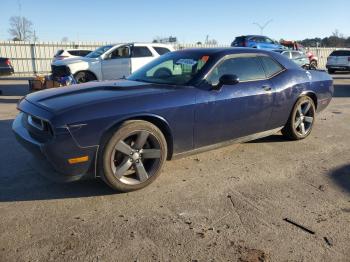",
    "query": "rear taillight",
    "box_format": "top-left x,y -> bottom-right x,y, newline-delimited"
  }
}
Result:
5,59 -> 11,65
243,40 -> 247,47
